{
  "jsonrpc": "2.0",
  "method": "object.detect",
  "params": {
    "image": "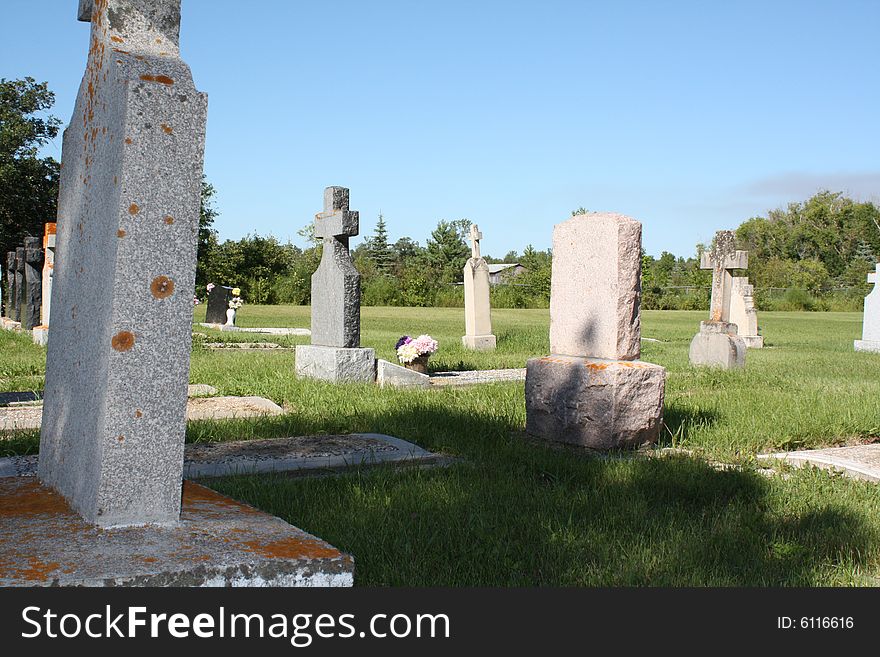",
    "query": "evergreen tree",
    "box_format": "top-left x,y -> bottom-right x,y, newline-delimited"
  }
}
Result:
368,212 -> 395,274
